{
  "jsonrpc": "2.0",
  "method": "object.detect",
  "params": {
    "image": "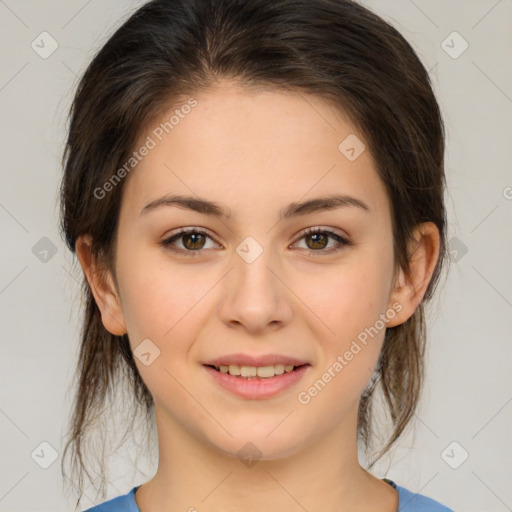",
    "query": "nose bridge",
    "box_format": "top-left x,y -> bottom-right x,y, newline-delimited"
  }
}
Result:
234,234 -> 279,300
220,234 -> 290,331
